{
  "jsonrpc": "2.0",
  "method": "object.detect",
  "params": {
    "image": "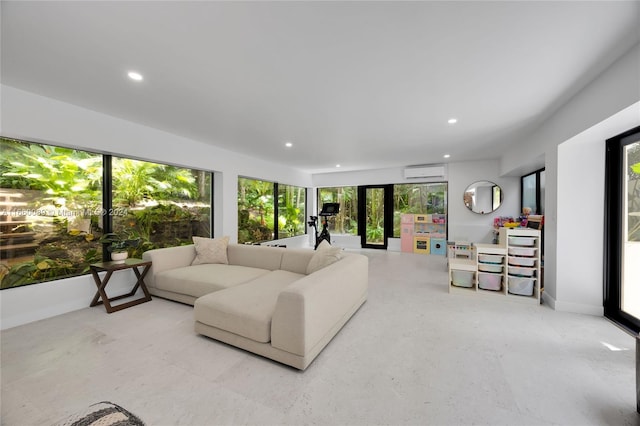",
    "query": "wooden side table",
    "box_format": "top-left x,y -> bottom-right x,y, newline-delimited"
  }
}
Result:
90,258 -> 152,313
